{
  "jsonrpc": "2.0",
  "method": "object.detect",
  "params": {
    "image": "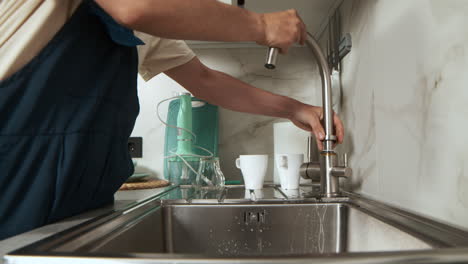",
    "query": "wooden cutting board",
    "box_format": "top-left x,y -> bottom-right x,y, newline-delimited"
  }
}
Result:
119,178 -> 170,190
